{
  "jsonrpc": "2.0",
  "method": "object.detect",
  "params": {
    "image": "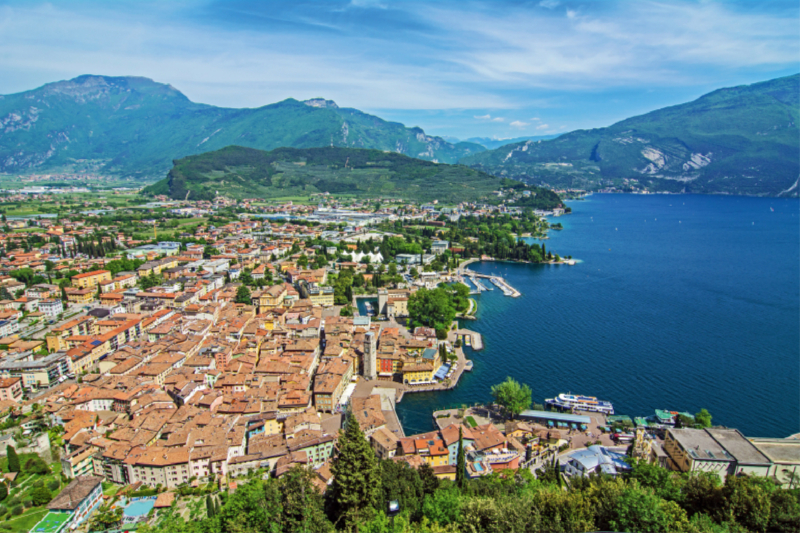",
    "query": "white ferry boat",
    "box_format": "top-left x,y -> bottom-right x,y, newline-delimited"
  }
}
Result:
545,393 -> 615,415
364,302 -> 375,316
